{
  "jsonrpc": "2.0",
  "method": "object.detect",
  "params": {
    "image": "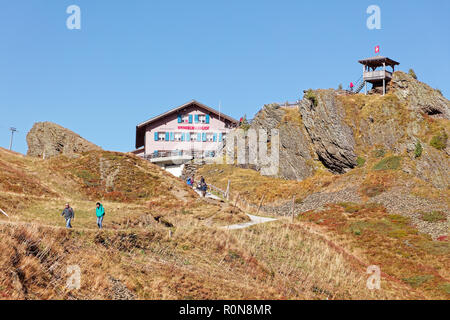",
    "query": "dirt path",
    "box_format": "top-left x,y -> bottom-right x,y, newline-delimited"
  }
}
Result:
222,214 -> 277,230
